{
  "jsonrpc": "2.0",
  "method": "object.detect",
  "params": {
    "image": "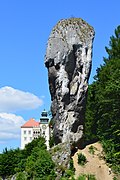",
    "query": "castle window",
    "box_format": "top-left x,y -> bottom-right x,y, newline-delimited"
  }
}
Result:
30,137 -> 32,140
28,130 -> 31,134
24,130 -> 26,134
24,137 -> 27,141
